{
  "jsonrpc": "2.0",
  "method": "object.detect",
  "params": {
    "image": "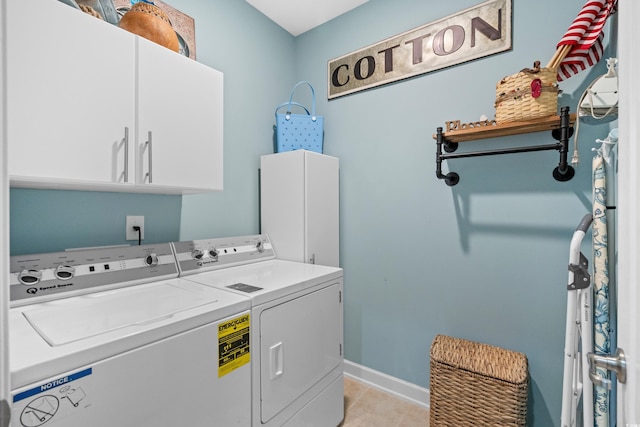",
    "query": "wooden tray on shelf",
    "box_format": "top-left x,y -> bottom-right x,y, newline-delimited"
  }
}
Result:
433,114 -> 577,143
